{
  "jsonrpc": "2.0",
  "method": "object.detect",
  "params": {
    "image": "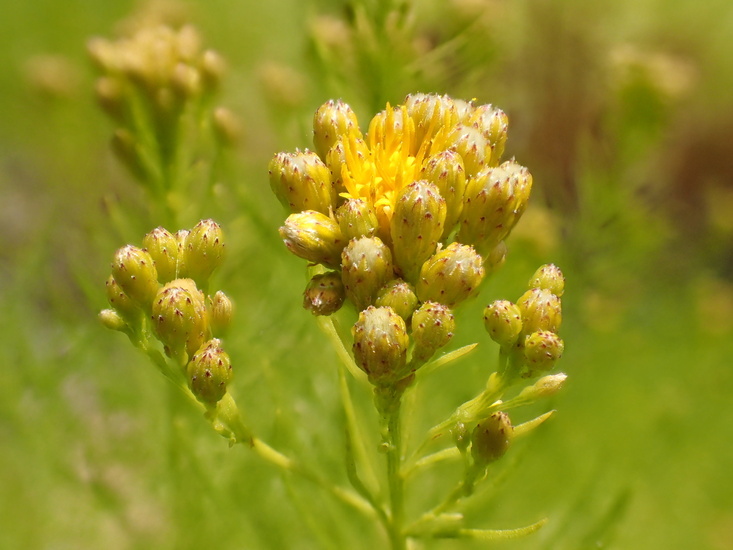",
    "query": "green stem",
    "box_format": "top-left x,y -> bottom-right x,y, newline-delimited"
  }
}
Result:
384,394 -> 407,550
